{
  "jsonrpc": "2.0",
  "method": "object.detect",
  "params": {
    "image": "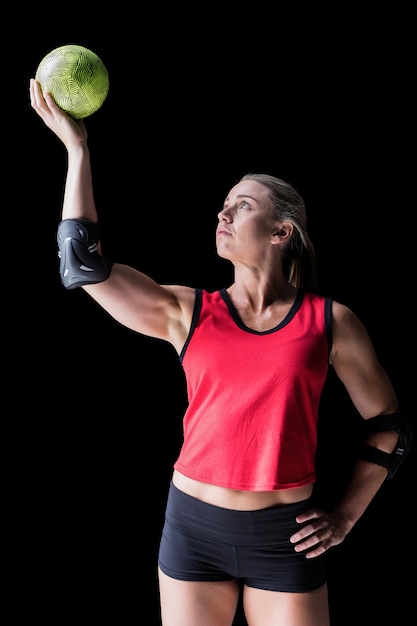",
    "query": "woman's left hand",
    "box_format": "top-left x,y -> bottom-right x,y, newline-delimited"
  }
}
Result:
289,507 -> 351,558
